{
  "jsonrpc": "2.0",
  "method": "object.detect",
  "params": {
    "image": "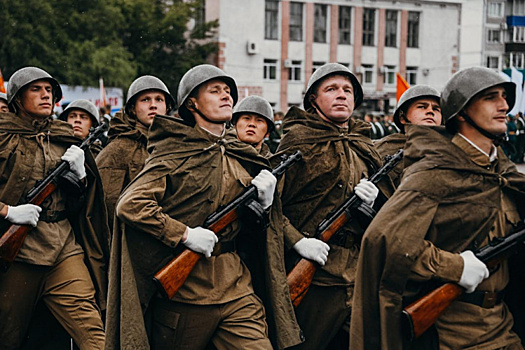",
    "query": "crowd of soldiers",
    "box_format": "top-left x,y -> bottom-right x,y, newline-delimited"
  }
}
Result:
0,62 -> 524,350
